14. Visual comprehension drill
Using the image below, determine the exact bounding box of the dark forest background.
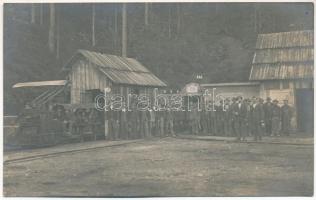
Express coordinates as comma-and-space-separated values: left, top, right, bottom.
3, 3, 313, 114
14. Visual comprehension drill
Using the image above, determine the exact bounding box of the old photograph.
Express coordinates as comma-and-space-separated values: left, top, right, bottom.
3, 1, 314, 197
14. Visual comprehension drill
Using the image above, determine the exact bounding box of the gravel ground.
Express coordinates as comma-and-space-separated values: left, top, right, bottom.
3, 137, 314, 197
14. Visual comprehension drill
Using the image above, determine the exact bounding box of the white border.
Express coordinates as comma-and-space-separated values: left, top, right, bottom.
0, 1, 314, 200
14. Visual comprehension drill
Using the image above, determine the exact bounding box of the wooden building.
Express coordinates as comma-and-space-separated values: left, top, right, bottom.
249, 30, 314, 132
201, 82, 260, 100
63, 49, 167, 105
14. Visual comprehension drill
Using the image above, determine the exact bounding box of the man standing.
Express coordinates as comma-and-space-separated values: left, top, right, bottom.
216, 100, 224, 136
263, 97, 273, 136
251, 97, 265, 141
209, 100, 217, 135
271, 99, 281, 136
223, 98, 231, 136
165, 108, 175, 136
157, 105, 165, 137
244, 98, 252, 137
130, 102, 138, 139
281, 99, 293, 136
201, 104, 209, 135
148, 106, 156, 137
232, 96, 247, 141
120, 105, 128, 140
229, 98, 237, 137
140, 108, 149, 138
189, 102, 199, 135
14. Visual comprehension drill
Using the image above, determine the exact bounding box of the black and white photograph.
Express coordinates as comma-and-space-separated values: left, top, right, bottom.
2, 1, 314, 197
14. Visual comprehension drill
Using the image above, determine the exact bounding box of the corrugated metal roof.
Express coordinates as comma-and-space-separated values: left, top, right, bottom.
66, 49, 166, 87
250, 63, 313, 80
78, 49, 150, 73
98, 68, 167, 87
250, 30, 314, 81
256, 30, 313, 49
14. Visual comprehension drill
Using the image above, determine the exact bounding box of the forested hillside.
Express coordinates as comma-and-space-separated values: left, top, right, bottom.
3, 3, 313, 114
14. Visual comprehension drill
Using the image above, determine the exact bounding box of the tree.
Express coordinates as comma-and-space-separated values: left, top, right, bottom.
144, 3, 149, 26
40, 4, 43, 25
48, 3, 55, 53
254, 4, 258, 34
31, 4, 36, 24
168, 5, 172, 38
92, 4, 96, 46
114, 4, 118, 53
122, 3, 127, 57
56, 5, 60, 59
177, 3, 181, 35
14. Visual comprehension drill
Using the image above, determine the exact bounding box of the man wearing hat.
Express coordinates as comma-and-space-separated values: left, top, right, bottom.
229, 97, 237, 137
281, 99, 293, 136
263, 97, 273, 136
232, 96, 247, 141
271, 99, 281, 136
251, 97, 265, 141
215, 100, 225, 136
223, 98, 231, 136
244, 98, 252, 137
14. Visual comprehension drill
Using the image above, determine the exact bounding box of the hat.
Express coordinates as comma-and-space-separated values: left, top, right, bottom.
266, 97, 271, 101
272, 99, 278, 103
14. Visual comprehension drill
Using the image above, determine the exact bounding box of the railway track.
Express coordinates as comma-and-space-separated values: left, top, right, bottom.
176, 135, 314, 146
4, 136, 312, 165
4, 138, 162, 165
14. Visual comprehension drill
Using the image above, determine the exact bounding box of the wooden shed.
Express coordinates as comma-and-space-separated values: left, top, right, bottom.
63, 49, 167, 105
249, 30, 314, 132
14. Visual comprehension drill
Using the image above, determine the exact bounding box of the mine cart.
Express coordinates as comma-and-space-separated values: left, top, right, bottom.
13, 80, 70, 147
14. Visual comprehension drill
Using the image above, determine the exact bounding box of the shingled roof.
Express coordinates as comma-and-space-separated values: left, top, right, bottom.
65, 49, 167, 87
249, 30, 314, 80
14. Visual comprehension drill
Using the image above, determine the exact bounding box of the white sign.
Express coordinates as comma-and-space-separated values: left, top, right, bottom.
186, 84, 199, 94
104, 87, 111, 93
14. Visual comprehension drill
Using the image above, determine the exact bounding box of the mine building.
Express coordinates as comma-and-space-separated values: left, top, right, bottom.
249, 30, 314, 132
63, 49, 167, 104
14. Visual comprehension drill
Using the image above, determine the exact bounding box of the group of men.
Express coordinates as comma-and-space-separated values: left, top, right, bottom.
188, 96, 293, 141
23, 95, 293, 143
106, 103, 176, 140
104, 96, 294, 142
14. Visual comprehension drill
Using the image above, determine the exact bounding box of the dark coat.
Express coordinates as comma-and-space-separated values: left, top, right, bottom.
271, 104, 281, 119
281, 104, 293, 128
251, 103, 265, 123
263, 102, 274, 120
231, 102, 248, 120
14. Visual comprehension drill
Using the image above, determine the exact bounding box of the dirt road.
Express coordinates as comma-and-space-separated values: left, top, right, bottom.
4, 137, 313, 197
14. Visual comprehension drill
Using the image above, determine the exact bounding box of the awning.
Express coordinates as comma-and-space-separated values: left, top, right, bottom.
12, 80, 68, 88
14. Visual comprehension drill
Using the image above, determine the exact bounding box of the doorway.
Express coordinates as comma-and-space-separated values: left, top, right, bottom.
296, 88, 314, 133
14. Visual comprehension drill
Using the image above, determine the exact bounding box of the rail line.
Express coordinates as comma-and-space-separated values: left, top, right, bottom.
4, 136, 312, 165
176, 135, 314, 146
4, 138, 164, 165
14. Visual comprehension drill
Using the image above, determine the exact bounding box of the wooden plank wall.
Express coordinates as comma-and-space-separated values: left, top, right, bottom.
70, 59, 111, 104
69, 58, 159, 106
